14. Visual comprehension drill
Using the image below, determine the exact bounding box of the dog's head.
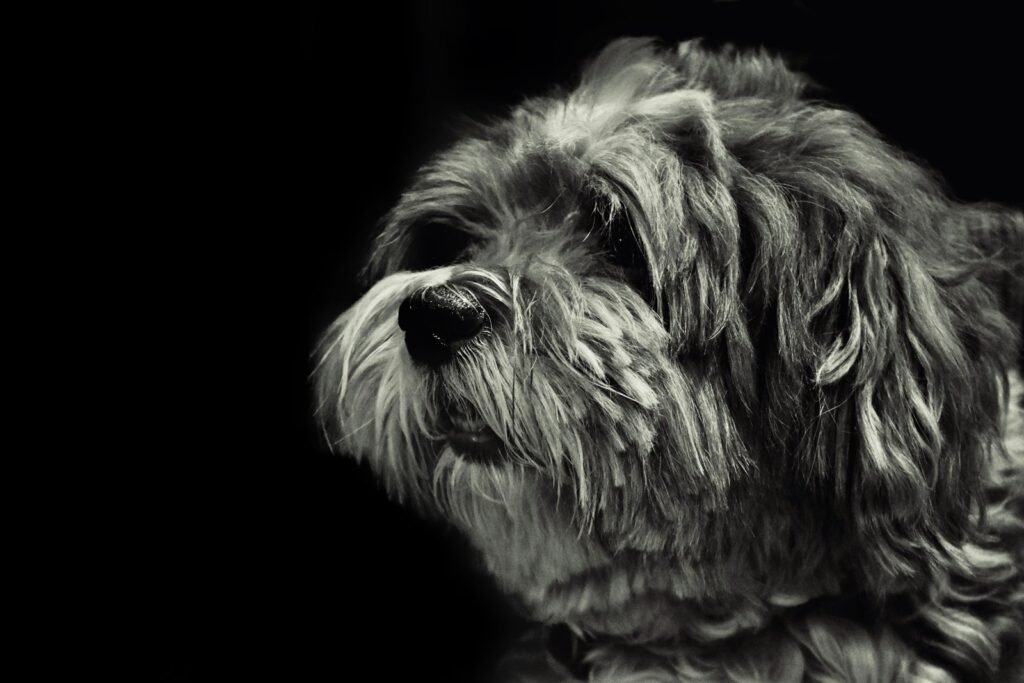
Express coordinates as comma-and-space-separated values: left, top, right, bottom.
314, 39, 1015, 641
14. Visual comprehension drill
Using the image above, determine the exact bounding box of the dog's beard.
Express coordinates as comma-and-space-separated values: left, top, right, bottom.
314, 262, 753, 617
317, 263, 678, 504
429, 449, 615, 610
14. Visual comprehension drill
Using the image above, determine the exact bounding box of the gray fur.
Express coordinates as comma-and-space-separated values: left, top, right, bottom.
315, 39, 1024, 681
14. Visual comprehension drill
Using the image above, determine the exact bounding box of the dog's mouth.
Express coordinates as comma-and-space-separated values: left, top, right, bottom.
440, 404, 503, 463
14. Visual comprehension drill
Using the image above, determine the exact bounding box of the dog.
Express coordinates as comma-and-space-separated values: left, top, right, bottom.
314, 39, 1024, 681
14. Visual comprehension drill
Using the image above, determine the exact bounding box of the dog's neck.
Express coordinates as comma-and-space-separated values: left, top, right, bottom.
453, 468, 843, 643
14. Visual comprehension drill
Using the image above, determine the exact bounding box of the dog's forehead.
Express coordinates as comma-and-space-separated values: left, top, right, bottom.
371, 44, 731, 276
392, 133, 600, 237
403, 45, 698, 213
432, 141, 604, 263
401, 102, 671, 225
462, 137, 587, 219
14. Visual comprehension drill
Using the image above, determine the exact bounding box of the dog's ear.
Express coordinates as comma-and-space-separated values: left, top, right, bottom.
736, 142, 1020, 592
668, 61, 1024, 589
802, 231, 1009, 588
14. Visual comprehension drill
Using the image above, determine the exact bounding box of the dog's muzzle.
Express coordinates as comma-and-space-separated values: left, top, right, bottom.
398, 284, 486, 366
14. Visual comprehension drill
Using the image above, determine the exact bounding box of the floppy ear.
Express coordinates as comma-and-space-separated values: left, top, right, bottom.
802, 227, 1014, 588
669, 44, 1022, 587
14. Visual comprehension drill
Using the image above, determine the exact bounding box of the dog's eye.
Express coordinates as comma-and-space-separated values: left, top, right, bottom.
605, 219, 653, 300
583, 185, 654, 300
402, 222, 472, 271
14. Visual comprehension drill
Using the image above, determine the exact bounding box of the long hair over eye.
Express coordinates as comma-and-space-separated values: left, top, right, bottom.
587, 191, 654, 303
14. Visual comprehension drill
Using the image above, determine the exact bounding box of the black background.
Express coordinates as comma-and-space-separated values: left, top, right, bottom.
149, 2, 1021, 681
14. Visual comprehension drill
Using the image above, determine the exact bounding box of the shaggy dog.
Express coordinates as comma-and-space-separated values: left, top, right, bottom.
314, 40, 1024, 681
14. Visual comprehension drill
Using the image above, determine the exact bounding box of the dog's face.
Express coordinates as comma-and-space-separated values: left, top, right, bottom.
315, 40, 1012, 640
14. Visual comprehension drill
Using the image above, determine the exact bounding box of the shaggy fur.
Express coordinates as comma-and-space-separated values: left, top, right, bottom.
314, 39, 1024, 681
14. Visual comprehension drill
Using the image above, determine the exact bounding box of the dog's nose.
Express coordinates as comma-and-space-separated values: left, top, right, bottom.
398, 285, 486, 366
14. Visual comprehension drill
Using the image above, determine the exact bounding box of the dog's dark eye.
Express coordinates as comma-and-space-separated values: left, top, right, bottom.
605, 217, 653, 300
583, 184, 654, 301
402, 222, 472, 271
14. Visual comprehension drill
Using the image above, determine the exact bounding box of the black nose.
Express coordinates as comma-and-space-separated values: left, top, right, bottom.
398, 285, 486, 366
